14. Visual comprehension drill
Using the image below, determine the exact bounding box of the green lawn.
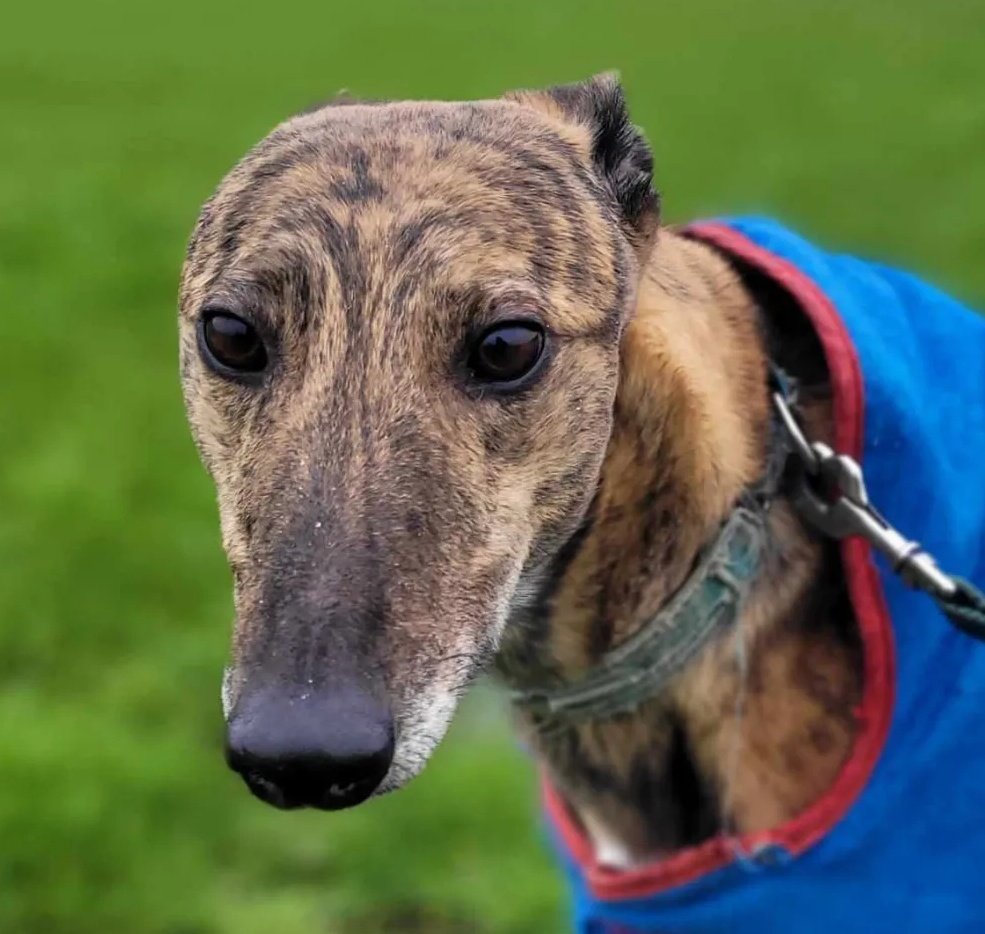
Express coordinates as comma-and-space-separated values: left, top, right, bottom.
1, 1, 983, 931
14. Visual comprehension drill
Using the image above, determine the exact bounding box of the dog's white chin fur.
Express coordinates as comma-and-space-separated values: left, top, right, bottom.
221, 665, 235, 720
377, 561, 536, 796
374, 685, 463, 796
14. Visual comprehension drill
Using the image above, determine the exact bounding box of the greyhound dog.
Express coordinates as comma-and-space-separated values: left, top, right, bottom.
179, 75, 985, 931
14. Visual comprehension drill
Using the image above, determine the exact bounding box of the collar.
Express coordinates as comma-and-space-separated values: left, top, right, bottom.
509, 371, 793, 731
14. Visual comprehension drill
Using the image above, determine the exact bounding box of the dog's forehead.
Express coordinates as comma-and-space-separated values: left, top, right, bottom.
244, 98, 596, 195
181, 99, 628, 332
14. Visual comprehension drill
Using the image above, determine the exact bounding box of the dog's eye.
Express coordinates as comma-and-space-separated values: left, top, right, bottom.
200, 311, 268, 374
469, 322, 545, 386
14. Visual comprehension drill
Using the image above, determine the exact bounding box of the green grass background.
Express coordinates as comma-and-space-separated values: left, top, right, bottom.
1, 0, 983, 931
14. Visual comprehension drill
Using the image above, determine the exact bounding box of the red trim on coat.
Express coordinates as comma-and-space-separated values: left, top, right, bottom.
542, 221, 897, 900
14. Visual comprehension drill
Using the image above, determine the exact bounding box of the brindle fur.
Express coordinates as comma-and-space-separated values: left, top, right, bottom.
179, 74, 861, 863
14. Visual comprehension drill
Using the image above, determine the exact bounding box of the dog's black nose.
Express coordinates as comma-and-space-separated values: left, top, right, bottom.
225, 688, 394, 810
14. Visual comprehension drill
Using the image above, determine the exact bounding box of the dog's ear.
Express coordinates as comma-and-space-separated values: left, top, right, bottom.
509, 73, 659, 251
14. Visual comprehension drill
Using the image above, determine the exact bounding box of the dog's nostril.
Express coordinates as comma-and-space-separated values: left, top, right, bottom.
241, 770, 291, 809
225, 689, 394, 811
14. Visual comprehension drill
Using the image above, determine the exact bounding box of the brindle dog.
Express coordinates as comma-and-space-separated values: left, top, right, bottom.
179, 74, 861, 866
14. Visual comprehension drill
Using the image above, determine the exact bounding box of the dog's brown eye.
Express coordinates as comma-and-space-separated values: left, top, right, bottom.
469, 323, 545, 385
200, 311, 268, 374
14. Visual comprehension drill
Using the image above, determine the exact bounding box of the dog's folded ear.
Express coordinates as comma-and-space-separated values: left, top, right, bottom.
508, 73, 659, 251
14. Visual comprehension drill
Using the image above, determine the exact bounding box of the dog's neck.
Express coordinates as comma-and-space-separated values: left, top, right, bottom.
497, 228, 861, 865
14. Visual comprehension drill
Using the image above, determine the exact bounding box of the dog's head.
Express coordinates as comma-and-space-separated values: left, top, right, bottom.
179, 74, 658, 809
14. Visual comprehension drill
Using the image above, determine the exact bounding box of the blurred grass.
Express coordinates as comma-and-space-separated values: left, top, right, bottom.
1, 0, 983, 931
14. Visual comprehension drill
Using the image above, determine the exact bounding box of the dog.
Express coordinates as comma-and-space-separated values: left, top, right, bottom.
179, 75, 985, 932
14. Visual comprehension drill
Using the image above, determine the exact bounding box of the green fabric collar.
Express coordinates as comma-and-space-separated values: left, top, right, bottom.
509, 503, 770, 730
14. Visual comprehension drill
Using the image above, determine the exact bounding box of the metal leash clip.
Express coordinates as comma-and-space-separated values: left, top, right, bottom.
772, 391, 958, 601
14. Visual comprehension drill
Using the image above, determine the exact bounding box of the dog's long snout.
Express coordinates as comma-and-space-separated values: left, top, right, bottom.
225, 687, 394, 810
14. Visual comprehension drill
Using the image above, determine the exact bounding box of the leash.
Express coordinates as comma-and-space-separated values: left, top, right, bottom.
512, 368, 985, 731
772, 376, 985, 642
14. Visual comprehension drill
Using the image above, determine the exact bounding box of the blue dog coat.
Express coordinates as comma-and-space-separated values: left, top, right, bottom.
545, 218, 985, 933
